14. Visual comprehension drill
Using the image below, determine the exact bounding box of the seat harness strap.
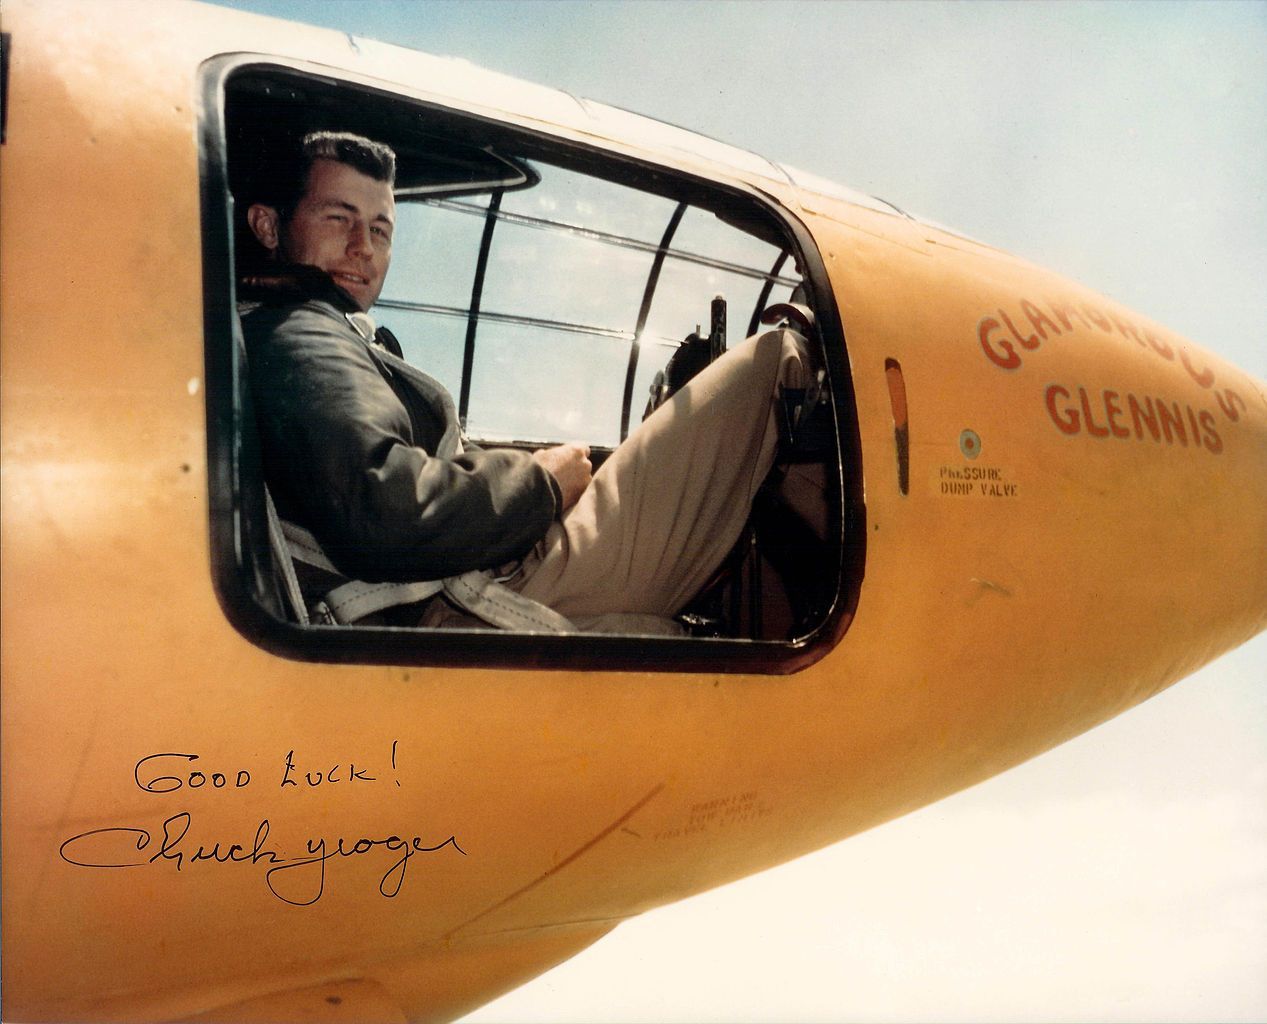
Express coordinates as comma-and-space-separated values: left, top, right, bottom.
278, 511, 574, 632
263, 305, 576, 633
265, 487, 310, 626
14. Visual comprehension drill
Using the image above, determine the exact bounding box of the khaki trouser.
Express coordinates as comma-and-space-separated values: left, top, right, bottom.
511, 326, 813, 631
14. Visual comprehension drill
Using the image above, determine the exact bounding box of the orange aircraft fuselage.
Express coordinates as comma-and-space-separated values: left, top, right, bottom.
2, 3, 1264, 1022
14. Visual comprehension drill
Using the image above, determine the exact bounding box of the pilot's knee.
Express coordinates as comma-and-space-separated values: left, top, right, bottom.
758, 326, 814, 387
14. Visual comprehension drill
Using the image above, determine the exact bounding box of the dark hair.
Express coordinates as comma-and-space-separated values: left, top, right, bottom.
266, 131, 397, 220
236, 131, 397, 275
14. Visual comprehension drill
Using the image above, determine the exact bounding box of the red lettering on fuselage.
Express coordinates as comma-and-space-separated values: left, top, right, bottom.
1000, 308, 1041, 351
979, 297, 1219, 381
1048, 300, 1089, 333
1079, 387, 1111, 438
980, 297, 1242, 436
1216, 388, 1246, 422
1044, 383, 1223, 454
1022, 299, 1061, 340
1045, 384, 1080, 435
1143, 328, 1174, 360
1158, 400, 1187, 445
979, 316, 1021, 370
1127, 393, 1159, 441
1200, 410, 1223, 453
1103, 390, 1130, 438
1179, 347, 1215, 388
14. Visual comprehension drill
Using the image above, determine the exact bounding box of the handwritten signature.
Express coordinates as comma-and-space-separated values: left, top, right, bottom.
59, 812, 464, 906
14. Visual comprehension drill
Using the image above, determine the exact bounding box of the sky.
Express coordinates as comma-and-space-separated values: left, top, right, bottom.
206, 1, 1266, 1020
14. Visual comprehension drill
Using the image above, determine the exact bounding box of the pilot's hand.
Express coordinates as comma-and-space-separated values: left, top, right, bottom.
533, 443, 592, 511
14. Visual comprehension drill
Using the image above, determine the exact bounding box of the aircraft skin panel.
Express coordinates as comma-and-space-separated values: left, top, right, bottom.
2, 2, 1265, 1022
177, 977, 411, 1024
171, 924, 620, 1024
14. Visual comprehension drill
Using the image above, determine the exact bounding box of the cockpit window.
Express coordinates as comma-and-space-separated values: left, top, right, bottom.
201, 58, 864, 673
379, 166, 800, 447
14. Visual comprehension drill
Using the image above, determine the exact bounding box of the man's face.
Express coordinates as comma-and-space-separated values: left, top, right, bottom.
271, 158, 396, 311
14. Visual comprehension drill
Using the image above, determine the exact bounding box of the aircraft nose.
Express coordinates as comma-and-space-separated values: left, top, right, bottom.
885, 288, 1267, 744
1022, 336, 1267, 689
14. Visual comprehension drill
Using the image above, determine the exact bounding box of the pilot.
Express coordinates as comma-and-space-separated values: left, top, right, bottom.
240, 130, 815, 632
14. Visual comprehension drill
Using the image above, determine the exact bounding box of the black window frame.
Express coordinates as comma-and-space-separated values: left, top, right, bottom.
199, 53, 865, 674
